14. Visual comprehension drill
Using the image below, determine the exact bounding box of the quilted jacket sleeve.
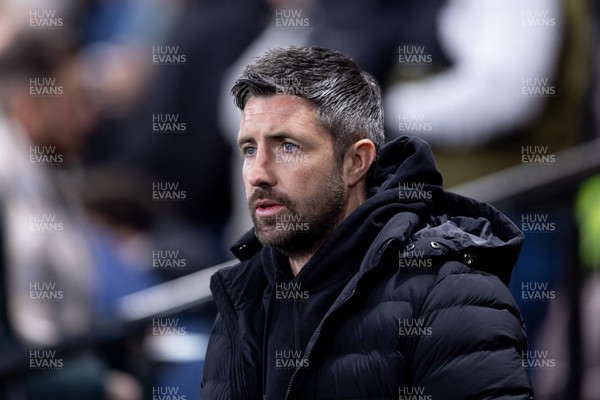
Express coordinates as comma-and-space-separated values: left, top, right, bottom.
201, 312, 232, 400
201, 264, 265, 400
411, 261, 533, 399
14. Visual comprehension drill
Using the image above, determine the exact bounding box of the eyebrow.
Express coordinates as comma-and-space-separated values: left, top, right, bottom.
237, 132, 302, 148
237, 134, 254, 149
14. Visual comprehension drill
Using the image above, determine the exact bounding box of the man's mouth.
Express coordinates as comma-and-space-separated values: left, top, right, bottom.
254, 200, 284, 217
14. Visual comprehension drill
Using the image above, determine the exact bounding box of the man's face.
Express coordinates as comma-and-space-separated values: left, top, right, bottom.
238, 95, 347, 256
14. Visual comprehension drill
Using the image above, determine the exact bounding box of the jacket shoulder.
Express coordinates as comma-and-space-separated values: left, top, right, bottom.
210, 253, 266, 309
408, 260, 531, 398
383, 229, 532, 398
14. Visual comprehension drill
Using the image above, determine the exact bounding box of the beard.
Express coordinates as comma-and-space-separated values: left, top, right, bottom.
248, 169, 347, 259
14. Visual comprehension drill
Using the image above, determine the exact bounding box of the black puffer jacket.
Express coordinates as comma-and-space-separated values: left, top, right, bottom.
201, 137, 533, 400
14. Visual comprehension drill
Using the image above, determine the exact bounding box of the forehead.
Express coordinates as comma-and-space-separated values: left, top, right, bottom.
240, 95, 319, 132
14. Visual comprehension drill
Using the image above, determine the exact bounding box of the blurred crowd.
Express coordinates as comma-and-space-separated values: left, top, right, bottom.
0, 0, 598, 399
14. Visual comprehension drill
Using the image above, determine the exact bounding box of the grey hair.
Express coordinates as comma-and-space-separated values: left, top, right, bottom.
231, 46, 385, 161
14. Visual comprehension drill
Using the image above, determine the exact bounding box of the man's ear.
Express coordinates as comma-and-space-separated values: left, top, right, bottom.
343, 139, 376, 187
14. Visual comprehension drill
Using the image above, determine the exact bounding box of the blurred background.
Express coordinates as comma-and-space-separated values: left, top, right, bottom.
0, 0, 598, 399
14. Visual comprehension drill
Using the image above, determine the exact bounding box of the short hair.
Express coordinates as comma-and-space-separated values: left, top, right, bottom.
231, 46, 385, 161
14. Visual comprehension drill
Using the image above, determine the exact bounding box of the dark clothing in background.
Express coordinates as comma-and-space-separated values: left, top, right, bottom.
308, 0, 450, 84
201, 136, 533, 399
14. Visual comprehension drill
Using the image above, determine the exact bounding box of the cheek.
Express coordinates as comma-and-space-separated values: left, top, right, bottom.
241, 165, 252, 197
283, 163, 327, 198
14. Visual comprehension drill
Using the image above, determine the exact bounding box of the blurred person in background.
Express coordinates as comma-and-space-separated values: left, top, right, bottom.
0, 20, 94, 353
0, 27, 142, 400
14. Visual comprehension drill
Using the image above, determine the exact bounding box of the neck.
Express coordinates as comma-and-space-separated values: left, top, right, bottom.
289, 255, 312, 276
285, 233, 329, 276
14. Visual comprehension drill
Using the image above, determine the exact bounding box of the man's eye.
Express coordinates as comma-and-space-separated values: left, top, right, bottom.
282, 142, 299, 153
242, 146, 257, 157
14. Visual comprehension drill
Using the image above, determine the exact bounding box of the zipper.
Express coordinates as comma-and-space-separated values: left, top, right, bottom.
282, 288, 356, 400
294, 297, 301, 360
282, 238, 397, 400
262, 280, 277, 399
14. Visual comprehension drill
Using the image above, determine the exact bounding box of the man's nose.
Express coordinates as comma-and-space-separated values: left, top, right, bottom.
246, 148, 276, 187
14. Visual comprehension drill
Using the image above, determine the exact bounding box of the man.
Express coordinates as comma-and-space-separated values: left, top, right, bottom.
201, 46, 533, 399
0, 30, 141, 400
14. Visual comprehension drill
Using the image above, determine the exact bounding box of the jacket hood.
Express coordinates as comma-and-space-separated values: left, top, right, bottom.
230, 136, 523, 285
368, 135, 443, 196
